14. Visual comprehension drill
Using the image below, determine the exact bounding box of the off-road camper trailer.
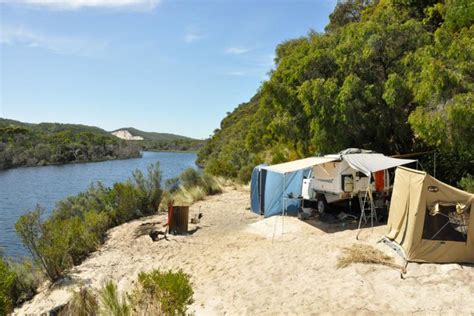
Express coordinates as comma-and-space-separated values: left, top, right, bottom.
301, 149, 415, 213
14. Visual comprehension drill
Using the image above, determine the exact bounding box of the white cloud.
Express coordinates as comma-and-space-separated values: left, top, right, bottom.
0, 0, 161, 11
184, 29, 204, 43
225, 46, 250, 55
0, 26, 107, 57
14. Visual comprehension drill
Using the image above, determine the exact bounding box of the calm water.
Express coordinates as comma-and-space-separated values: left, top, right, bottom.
0, 151, 197, 258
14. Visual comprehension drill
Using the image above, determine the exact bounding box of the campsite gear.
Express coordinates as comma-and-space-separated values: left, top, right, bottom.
356, 185, 378, 239
191, 213, 203, 224
190, 206, 202, 224
149, 230, 168, 241
385, 167, 473, 263
374, 170, 385, 192
168, 206, 189, 235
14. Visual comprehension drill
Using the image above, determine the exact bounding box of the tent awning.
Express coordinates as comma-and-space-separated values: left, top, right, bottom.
264, 157, 337, 174
343, 154, 416, 177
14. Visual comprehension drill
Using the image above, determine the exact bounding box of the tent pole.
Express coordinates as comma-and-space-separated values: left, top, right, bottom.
282, 173, 286, 235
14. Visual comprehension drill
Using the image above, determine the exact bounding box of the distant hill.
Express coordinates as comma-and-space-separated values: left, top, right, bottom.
111, 127, 205, 152
111, 127, 192, 142
0, 118, 141, 170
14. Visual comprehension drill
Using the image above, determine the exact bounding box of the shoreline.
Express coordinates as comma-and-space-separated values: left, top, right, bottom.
0, 150, 201, 172
0, 153, 143, 172
15, 186, 474, 315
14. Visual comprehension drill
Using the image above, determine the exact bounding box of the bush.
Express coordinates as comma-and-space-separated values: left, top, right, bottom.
129, 269, 194, 316
99, 281, 130, 316
8, 259, 42, 305
160, 168, 222, 211
0, 253, 40, 315
131, 162, 163, 215
15, 163, 163, 282
179, 168, 203, 189
0, 255, 16, 315
164, 177, 180, 193
459, 175, 474, 193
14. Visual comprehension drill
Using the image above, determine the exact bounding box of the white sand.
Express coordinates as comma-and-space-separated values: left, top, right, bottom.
15, 187, 474, 315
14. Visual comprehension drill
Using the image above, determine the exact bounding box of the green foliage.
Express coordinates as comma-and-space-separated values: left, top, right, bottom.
198, 0, 473, 185
0, 254, 40, 315
0, 119, 141, 170
99, 281, 130, 316
179, 168, 203, 188
161, 168, 222, 209
459, 175, 474, 193
0, 255, 16, 315
325, 0, 372, 32
8, 259, 42, 306
444, 0, 474, 31
129, 269, 194, 316
15, 164, 163, 282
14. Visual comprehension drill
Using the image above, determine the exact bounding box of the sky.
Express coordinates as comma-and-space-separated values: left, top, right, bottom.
0, 0, 336, 139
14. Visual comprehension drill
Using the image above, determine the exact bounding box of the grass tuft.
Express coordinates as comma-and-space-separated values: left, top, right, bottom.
337, 244, 404, 271
61, 287, 98, 316
99, 280, 131, 316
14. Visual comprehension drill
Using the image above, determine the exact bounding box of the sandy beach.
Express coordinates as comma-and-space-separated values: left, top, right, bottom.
16, 186, 474, 315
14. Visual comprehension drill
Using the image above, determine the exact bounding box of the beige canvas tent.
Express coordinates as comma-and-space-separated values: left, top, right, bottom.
386, 167, 474, 263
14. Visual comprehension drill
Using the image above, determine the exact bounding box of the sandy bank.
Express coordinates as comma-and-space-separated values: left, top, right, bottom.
15, 187, 474, 315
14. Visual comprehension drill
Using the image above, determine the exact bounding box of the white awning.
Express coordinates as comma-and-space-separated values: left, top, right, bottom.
264, 157, 337, 174
343, 154, 416, 177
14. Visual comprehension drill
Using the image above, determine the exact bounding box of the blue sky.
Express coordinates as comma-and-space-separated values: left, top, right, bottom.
0, 0, 336, 139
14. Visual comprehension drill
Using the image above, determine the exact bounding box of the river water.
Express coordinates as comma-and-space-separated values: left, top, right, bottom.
0, 151, 197, 258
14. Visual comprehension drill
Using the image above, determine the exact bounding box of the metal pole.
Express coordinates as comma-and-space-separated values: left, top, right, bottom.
282, 173, 286, 235
433, 152, 437, 177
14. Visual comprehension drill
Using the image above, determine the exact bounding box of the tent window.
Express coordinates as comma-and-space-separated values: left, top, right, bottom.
422, 202, 471, 242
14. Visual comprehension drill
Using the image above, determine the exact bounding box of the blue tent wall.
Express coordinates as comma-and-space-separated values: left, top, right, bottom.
262, 168, 304, 218
250, 164, 267, 215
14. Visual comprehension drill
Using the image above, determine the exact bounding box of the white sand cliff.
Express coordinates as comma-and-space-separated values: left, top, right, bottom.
15, 187, 474, 315
111, 130, 144, 140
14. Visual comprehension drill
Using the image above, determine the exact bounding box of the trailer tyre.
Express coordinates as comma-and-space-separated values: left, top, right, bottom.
316, 195, 328, 214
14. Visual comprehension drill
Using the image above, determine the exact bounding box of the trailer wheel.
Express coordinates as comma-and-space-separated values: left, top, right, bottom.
316, 195, 328, 214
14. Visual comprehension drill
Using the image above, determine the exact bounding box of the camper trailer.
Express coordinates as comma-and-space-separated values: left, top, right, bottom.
301, 149, 402, 214
250, 148, 416, 217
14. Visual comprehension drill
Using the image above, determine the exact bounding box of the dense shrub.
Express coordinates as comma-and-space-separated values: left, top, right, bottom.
179, 168, 203, 189
74, 270, 194, 316
0, 255, 16, 315
459, 175, 474, 193
8, 259, 42, 305
15, 163, 163, 282
129, 269, 194, 316
0, 254, 40, 315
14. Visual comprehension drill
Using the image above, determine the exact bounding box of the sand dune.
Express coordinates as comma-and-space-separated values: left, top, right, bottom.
15, 187, 474, 315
